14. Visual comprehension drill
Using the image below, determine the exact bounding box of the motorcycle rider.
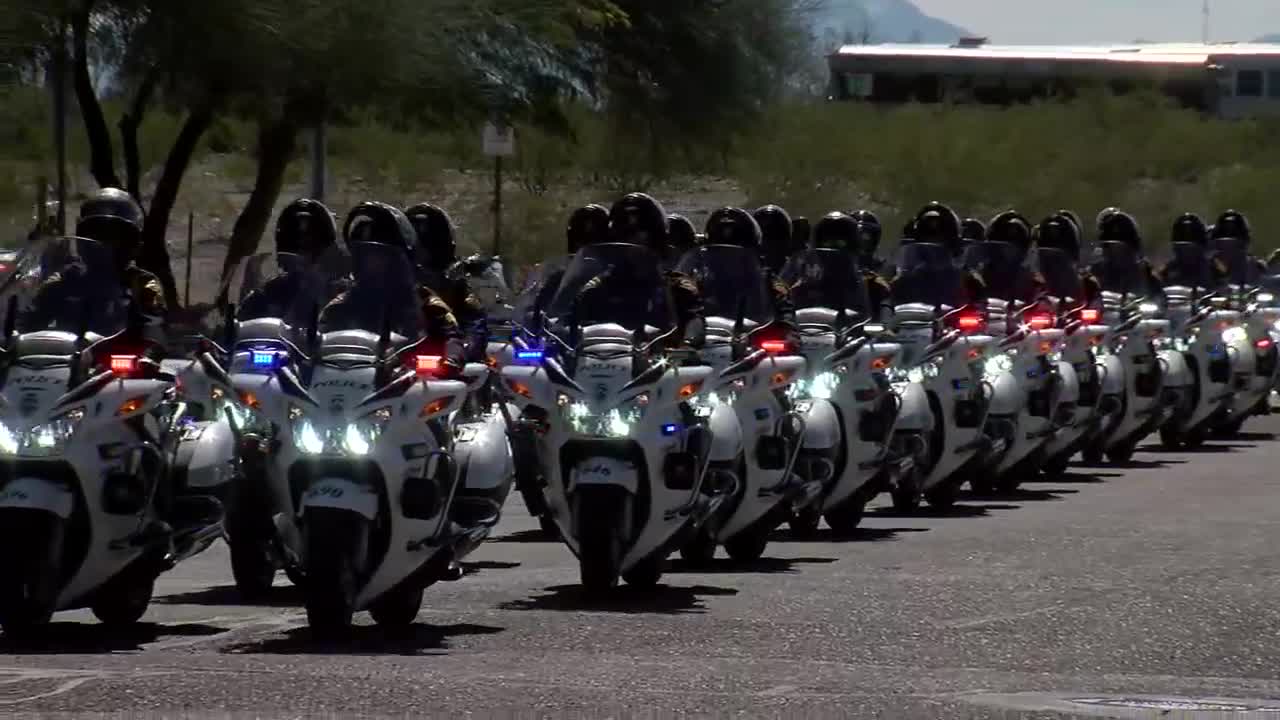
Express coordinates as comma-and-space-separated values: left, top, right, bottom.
901, 202, 986, 304
1155, 213, 1228, 288
792, 216, 811, 254
1209, 210, 1267, 284
849, 210, 889, 275
667, 214, 699, 260
527, 204, 611, 322
705, 206, 794, 327
239, 198, 348, 325
812, 211, 891, 320
1090, 209, 1164, 304
322, 202, 465, 372
1034, 213, 1103, 304
967, 210, 1043, 306
575, 192, 704, 346
753, 204, 795, 274
24, 188, 166, 344
404, 203, 487, 363
961, 217, 987, 250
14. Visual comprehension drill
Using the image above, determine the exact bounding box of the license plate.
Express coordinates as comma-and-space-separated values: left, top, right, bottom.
302, 478, 378, 520
0, 477, 74, 518
571, 457, 638, 493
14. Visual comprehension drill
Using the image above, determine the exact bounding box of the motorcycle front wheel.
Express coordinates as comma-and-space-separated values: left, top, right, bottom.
575, 485, 628, 594
0, 510, 64, 638
302, 508, 364, 635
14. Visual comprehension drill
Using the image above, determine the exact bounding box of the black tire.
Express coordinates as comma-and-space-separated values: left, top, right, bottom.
679, 527, 718, 564
284, 565, 306, 588
995, 474, 1022, 494
576, 487, 626, 594
924, 484, 957, 509
723, 528, 769, 561
890, 483, 920, 512
969, 475, 995, 495
368, 584, 424, 628
91, 574, 154, 627
1183, 427, 1208, 449
0, 511, 64, 637
1081, 440, 1105, 465
788, 505, 823, 538
1106, 441, 1135, 465
1159, 426, 1183, 450
622, 556, 664, 588
1217, 417, 1246, 438
302, 509, 364, 635
538, 515, 561, 540
1041, 454, 1071, 480
824, 500, 866, 537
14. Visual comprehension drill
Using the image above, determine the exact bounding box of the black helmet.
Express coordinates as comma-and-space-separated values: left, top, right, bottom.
1097, 210, 1142, 251
961, 218, 987, 243
1095, 207, 1123, 233
667, 213, 698, 257
404, 203, 456, 271
1036, 213, 1081, 260
813, 211, 859, 252
791, 216, 811, 251
849, 209, 882, 257
901, 218, 917, 241
344, 201, 417, 255
275, 198, 337, 259
75, 187, 144, 263
609, 192, 667, 249
705, 207, 762, 249
913, 202, 961, 253
567, 204, 609, 254
1171, 212, 1209, 246
988, 210, 1033, 255
1211, 210, 1251, 245
753, 205, 793, 270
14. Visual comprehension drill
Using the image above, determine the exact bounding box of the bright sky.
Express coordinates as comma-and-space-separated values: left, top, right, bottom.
912, 0, 1280, 44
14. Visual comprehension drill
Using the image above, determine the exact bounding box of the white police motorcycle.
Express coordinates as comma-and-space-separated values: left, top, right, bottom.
0, 237, 234, 637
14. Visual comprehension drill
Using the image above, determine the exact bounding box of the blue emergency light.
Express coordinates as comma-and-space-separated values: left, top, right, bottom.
252, 350, 279, 367
515, 349, 545, 363
661, 423, 681, 436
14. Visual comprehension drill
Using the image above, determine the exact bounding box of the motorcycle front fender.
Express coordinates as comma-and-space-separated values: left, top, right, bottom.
708, 403, 743, 463
801, 398, 842, 452
986, 370, 1025, 416
454, 411, 515, 492
1158, 349, 1193, 389
0, 477, 74, 519
893, 382, 933, 433
1055, 361, 1080, 405
1100, 355, 1127, 397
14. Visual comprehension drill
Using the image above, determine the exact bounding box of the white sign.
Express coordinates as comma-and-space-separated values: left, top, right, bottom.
482, 123, 516, 157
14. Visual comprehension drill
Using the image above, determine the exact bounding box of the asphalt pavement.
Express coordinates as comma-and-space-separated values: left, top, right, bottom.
5, 418, 1280, 719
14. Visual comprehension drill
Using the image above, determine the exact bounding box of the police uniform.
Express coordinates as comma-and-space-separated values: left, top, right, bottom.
423, 264, 488, 363
24, 264, 167, 344
319, 284, 465, 368
574, 267, 704, 347
240, 271, 351, 325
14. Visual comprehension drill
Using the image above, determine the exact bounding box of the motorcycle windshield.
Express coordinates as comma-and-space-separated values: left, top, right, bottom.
6, 236, 132, 336
962, 241, 1028, 301
676, 244, 773, 323
1161, 242, 1215, 290
1028, 247, 1082, 300
456, 254, 513, 319
1209, 237, 1258, 285
320, 242, 424, 336
781, 248, 871, 315
230, 249, 350, 328
890, 242, 964, 307
1088, 241, 1144, 295
545, 243, 674, 332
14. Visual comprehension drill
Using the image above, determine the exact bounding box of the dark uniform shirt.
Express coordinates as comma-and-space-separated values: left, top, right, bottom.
421, 265, 488, 363
240, 271, 350, 327
23, 263, 167, 345
319, 284, 465, 368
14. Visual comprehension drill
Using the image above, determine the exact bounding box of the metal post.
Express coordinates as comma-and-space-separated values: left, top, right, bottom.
51, 26, 68, 235
310, 121, 327, 201
35, 180, 47, 239
493, 155, 503, 257
184, 211, 194, 308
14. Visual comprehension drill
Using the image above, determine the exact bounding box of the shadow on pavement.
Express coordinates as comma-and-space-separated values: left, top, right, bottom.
461, 560, 521, 576
871, 503, 1016, 519
490, 529, 556, 544
498, 583, 737, 615
1233, 431, 1276, 442
668, 556, 837, 574
1140, 442, 1252, 454
963, 488, 1078, 502
155, 584, 303, 608
770, 527, 931, 544
1045, 472, 1109, 483
0, 621, 226, 654
221, 622, 502, 656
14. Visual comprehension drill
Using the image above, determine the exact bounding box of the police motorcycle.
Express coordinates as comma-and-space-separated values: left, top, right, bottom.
961, 241, 1066, 493
456, 254, 518, 367
879, 242, 995, 510
1155, 242, 1240, 449
502, 242, 720, 590
1209, 237, 1276, 435
778, 248, 904, 534
1031, 247, 1113, 476
1256, 272, 1280, 399
670, 243, 812, 561
0, 237, 234, 636
1083, 242, 1179, 464
226, 243, 512, 632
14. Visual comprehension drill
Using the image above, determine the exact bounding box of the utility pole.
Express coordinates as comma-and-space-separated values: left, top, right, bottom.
309, 121, 327, 202
51, 22, 68, 235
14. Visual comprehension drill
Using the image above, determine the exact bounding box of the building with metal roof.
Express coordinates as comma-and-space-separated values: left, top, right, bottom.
827, 40, 1280, 118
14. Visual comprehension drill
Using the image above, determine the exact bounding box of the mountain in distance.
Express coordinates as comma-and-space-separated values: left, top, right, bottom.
811, 0, 969, 46
1256, 34, 1280, 43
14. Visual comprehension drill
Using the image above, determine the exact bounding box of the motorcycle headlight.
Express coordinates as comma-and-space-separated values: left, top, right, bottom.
1152, 336, 1173, 352
560, 394, 647, 438
1223, 326, 1249, 346
1258, 292, 1275, 304
0, 407, 85, 457
788, 371, 843, 401
983, 352, 1015, 380
292, 407, 391, 456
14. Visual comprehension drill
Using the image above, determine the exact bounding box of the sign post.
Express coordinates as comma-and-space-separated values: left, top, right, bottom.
482, 122, 515, 258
